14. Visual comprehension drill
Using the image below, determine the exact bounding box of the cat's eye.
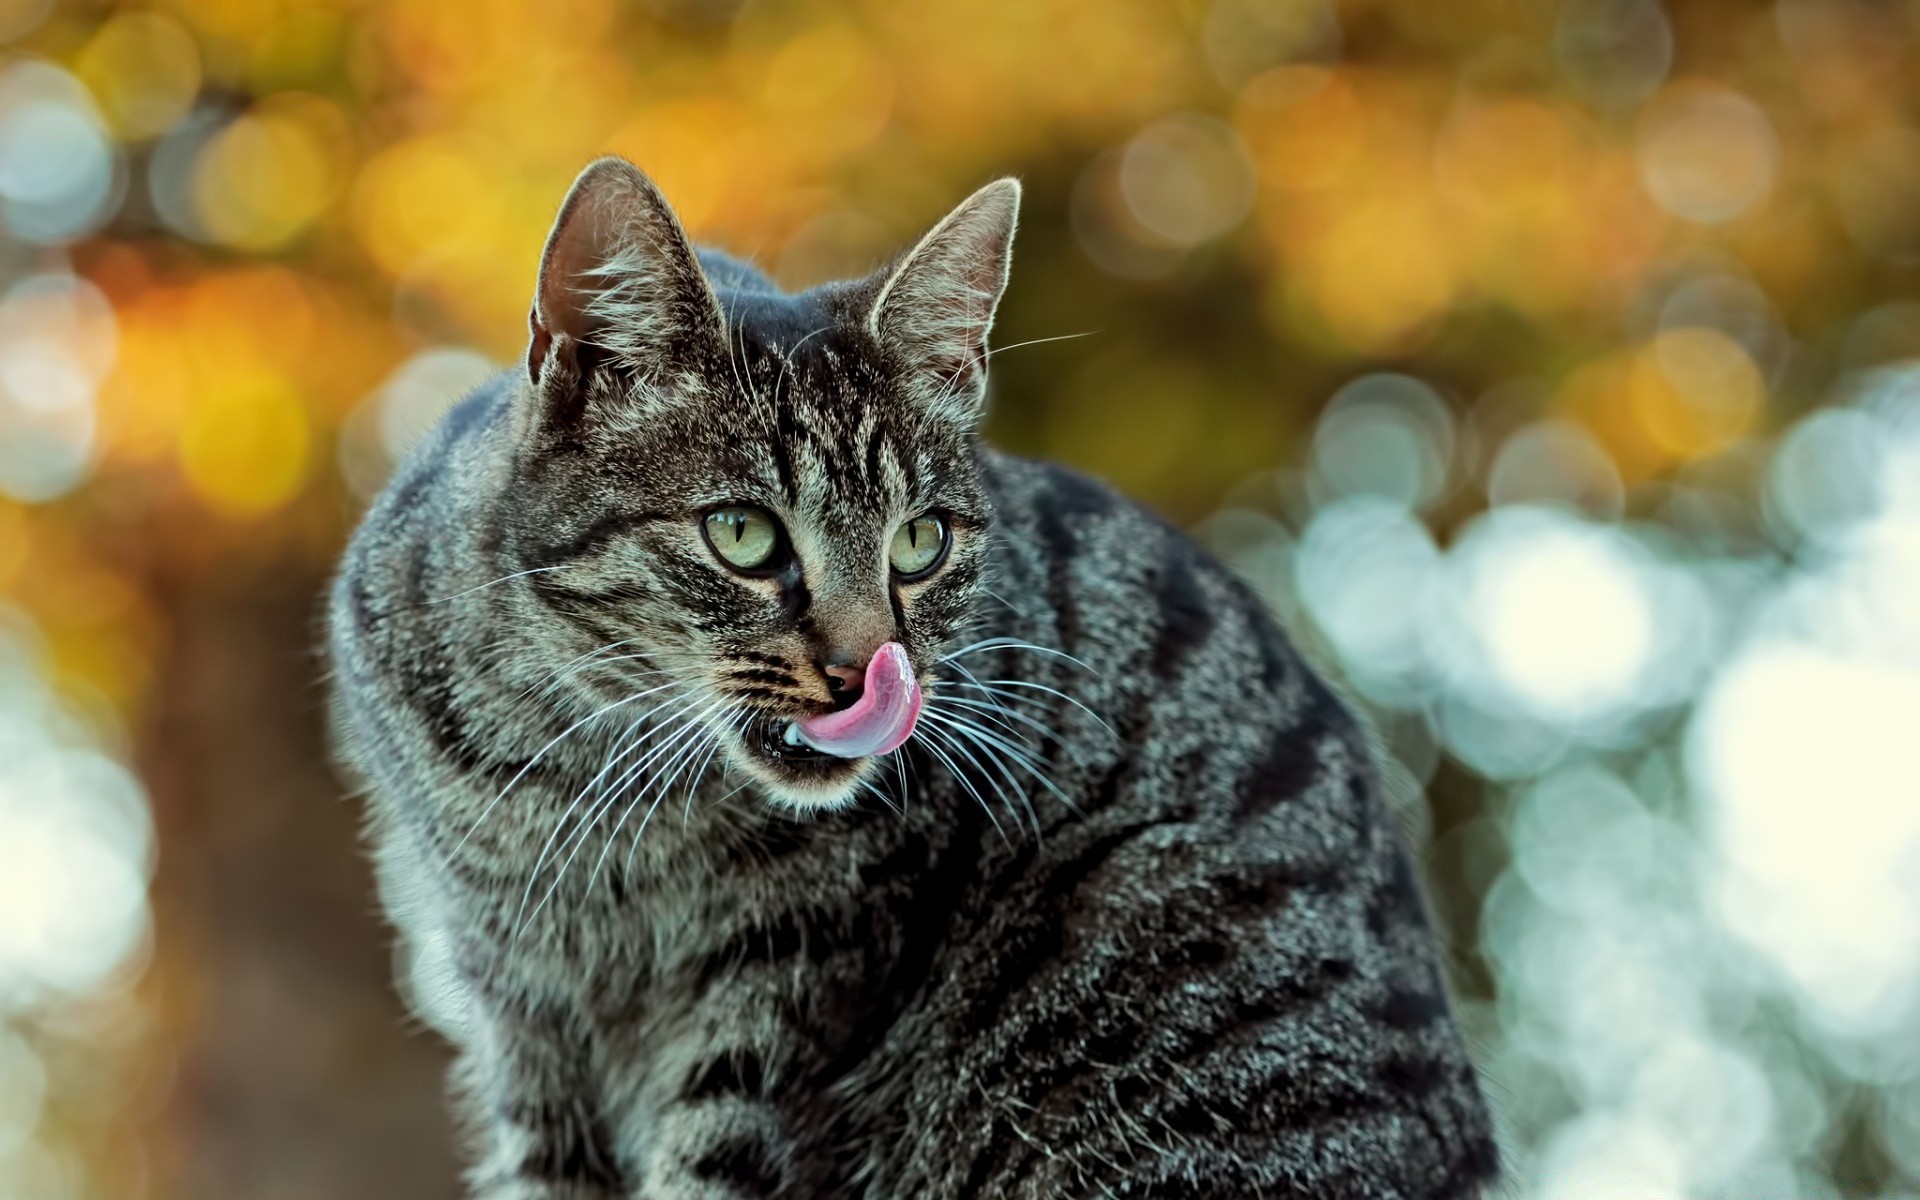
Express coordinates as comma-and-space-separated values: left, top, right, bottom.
889, 513, 949, 579
703, 506, 781, 572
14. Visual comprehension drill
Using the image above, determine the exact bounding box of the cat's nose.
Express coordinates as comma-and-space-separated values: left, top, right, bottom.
823, 661, 865, 703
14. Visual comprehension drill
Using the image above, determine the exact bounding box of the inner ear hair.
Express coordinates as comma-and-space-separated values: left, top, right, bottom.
527, 157, 725, 393
867, 177, 1021, 425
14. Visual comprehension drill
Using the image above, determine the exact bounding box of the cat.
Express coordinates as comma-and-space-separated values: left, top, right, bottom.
328, 156, 1499, 1199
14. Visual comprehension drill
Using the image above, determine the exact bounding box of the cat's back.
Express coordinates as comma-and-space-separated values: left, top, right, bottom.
847, 450, 1500, 1197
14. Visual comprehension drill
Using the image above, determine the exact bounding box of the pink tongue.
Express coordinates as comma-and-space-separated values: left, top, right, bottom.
795, 641, 923, 759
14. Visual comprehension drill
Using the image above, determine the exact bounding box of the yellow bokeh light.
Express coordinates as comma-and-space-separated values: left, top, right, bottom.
350, 135, 500, 277
380, 0, 616, 95
192, 94, 350, 251
1630, 327, 1766, 459
177, 381, 311, 519
94, 306, 194, 465
607, 100, 760, 237
764, 26, 895, 161
0, 503, 29, 588
1235, 66, 1367, 194
1436, 98, 1586, 215
165, 0, 280, 47
246, 8, 348, 94
76, 11, 203, 141
1289, 196, 1456, 354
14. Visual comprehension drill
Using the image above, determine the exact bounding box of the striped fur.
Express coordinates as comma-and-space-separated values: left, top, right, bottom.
328, 159, 1497, 1199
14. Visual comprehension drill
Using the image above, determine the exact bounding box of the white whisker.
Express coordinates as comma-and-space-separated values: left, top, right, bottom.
983, 329, 1098, 360
453, 681, 679, 855
512, 691, 711, 932
920, 707, 1072, 825
425, 565, 567, 605
914, 724, 1011, 843
922, 711, 1039, 835
936, 636, 1100, 677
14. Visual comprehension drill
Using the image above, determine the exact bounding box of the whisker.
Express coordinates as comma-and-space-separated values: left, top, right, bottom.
892, 750, 911, 812
979, 586, 1027, 618
937, 667, 1115, 736
983, 329, 1099, 359
921, 707, 1077, 818
921, 711, 1039, 836
937, 636, 1101, 677
774, 325, 831, 405
511, 691, 709, 930
520, 637, 649, 701
530, 653, 671, 708
913, 724, 1010, 844
520, 696, 723, 930
453, 681, 679, 855
610, 702, 735, 878
681, 710, 739, 822
425, 565, 567, 605
584, 713, 722, 895
927, 693, 1091, 767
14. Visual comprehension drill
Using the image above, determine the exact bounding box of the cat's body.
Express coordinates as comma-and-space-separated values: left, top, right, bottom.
330, 160, 1497, 1199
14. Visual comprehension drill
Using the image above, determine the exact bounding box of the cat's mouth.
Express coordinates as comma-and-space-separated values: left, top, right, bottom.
751, 716, 844, 766
789, 642, 923, 758
734, 711, 869, 799
733, 642, 925, 802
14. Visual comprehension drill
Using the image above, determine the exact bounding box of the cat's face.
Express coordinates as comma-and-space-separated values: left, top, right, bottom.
505, 159, 1017, 808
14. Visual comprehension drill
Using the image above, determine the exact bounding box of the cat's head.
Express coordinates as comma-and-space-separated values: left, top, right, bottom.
504, 157, 1018, 809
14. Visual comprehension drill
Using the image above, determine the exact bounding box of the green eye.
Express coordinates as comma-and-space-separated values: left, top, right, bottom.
703, 506, 781, 571
889, 513, 949, 579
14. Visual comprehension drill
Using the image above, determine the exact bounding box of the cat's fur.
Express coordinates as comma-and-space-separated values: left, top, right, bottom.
328, 158, 1498, 1199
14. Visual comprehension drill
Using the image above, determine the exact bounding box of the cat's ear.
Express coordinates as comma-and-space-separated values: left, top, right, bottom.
526, 157, 724, 409
867, 178, 1020, 427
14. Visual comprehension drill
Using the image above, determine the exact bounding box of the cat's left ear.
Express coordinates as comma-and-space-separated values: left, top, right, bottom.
867, 178, 1020, 428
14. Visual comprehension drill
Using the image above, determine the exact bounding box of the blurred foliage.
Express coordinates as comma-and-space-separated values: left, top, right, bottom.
3, 0, 1920, 1197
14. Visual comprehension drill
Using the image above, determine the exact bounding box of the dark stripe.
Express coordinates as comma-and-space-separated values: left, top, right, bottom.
1228, 575, 1295, 692
1029, 465, 1110, 656
864, 421, 886, 492
1376, 985, 1450, 1031
399, 647, 492, 776
727, 668, 798, 687
684, 1051, 766, 1102
959, 811, 1159, 1038
729, 685, 799, 703
692, 903, 871, 993
1233, 704, 1338, 827
1149, 540, 1216, 677
781, 572, 812, 625
528, 511, 673, 568
383, 452, 446, 535
507, 1098, 625, 1190
528, 574, 665, 611
1369, 845, 1433, 939
771, 387, 800, 502
691, 1134, 785, 1194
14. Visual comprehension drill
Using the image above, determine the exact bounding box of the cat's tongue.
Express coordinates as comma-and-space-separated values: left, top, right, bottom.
795, 642, 922, 759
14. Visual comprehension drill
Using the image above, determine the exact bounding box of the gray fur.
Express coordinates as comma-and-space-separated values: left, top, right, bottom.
328, 157, 1497, 1199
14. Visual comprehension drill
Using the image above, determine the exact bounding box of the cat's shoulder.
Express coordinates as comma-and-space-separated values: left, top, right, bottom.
978, 449, 1217, 566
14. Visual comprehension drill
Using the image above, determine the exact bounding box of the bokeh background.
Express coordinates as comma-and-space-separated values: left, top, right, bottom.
2, 0, 1919, 1195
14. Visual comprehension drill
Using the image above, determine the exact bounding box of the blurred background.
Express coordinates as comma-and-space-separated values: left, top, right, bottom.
1, 0, 1918, 1195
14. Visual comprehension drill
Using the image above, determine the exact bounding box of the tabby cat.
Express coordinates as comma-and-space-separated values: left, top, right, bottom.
328, 157, 1498, 1199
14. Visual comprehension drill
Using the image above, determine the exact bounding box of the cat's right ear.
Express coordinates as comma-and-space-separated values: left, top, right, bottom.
866, 178, 1021, 429
526, 157, 725, 419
